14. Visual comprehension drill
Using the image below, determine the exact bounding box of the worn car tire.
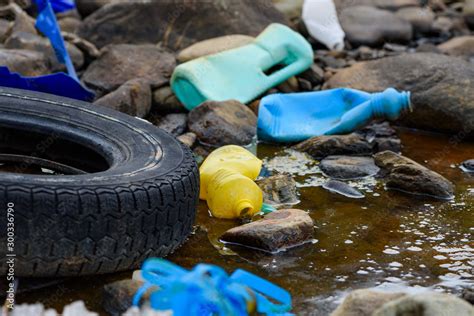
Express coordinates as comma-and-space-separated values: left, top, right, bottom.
0, 88, 199, 277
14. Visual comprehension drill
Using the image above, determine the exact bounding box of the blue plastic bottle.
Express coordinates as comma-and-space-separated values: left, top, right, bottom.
257, 88, 411, 143
171, 23, 313, 110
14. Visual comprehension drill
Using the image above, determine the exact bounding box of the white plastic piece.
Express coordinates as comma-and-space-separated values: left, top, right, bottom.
302, 0, 346, 51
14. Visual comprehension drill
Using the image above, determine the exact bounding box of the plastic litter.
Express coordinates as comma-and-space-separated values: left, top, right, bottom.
257, 88, 411, 143
200, 145, 263, 219
302, 0, 345, 51
171, 23, 313, 110
0, 0, 94, 101
133, 258, 292, 316
49, 0, 75, 13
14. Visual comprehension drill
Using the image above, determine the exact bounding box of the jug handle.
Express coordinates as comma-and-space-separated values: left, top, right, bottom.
263, 48, 312, 85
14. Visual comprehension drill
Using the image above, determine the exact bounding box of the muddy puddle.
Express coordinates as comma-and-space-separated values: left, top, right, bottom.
11, 128, 474, 315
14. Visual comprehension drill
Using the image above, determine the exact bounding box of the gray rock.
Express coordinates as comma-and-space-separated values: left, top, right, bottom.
395, 7, 435, 34
102, 279, 145, 316
5, 31, 84, 71
153, 86, 186, 113
94, 79, 152, 118
335, 0, 420, 11
82, 44, 176, 95
298, 64, 325, 86
273, 0, 304, 20
326, 53, 474, 138
221, 209, 314, 253
78, 1, 287, 50
256, 174, 299, 206
339, 6, 413, 47
320, 156, 380, 179
374, 150, 455, 199
188, 100, 257, 147
331, 289, 406, 316
177, 35, 254, 63
462, 287, 474, 305
75, 0, 115, 17
356, 122, 401, 153
0, 48, 49, 76
438, 36, 474, 58
322, 180, 365, 199
177, 132, 197, 148
464, 0, 474, 29
461, 159, 474, 173
155, 113, 187, 136
0, 19, 11, 43
293, 134, 373, 159
373, 293, 474, 316
0, 3, 36, 35
58, 17, 82, 33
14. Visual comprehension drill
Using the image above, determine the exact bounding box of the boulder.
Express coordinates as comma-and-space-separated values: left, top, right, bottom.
78, 0, 288, 50
177, 35, 254, 63
82, 44, 176, 95
256, 174, 299, 205
153, 86, 186, 113
221, 209, 314, 252
293, 134, 373, 159
395, 7, 435, 34
339, 6, 413, 47
188, 100, 257, 147
94, 79, 152, 118
154, 113, 187, 136
0, 49, 49, 76
373, 293, 474, 316
320, 156, 380, 179
374, 151, 455, 199
438, 36, 474, 58
102, 279, 145, 316
326, 53, 474, 138
322, 180, 365, 199
331, 289, 406, 316
5, 31, 84, 71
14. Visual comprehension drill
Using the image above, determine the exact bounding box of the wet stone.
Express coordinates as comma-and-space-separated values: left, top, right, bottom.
374, 151, 455, 200
461, 159, 474, 173
188, 100, 257, 147
221, 209, 314, 253
256, 174, 299, 206
293, 134, 373, 159
102, 279, 145, 316
322, 180, 365, 199
331, 289, 406, 316
320, 156, 380, 179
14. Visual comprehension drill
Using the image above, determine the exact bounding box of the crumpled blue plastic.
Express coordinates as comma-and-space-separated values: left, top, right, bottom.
133, 258, 293, 316
0, 0, 94, 101
49, 0, 75, 13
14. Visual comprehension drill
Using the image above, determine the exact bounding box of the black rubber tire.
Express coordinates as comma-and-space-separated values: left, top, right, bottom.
0, 87, 199, 277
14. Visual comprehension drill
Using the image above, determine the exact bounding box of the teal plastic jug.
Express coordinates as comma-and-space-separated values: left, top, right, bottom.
171, 23, 314, 110
257, 88, 411, 143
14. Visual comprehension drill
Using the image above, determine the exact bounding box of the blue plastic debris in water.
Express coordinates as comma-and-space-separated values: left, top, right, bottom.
133, 258, 292, 316
257, 88, 411, 143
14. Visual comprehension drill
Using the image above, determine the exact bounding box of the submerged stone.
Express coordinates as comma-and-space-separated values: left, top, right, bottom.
461, 159, 474, 173
322, 180, 365, 199
220, 209, 314, 253
293, 134, 372, 159
256, 173, 299, 206
320, 156, 380, 179
374, 151, 455, 199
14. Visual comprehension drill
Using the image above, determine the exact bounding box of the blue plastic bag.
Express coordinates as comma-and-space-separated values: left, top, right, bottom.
49, 0, 75, 13
257, 88, 411, 143
133, 258, 292, 316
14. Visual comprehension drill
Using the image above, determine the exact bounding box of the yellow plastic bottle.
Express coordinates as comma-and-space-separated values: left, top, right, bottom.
199, 145, 263, 219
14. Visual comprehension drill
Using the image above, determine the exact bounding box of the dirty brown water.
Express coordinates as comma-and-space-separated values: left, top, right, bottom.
8, 128, 474, 315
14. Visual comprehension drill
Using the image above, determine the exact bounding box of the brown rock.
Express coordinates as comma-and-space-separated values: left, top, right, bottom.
177, 132, 197, 148
0, 3, 36, 35
331, 289, 406, 316
62, 32, 100, 61
177, 35, 254, 63
0, 49, 49, 76
256, 174, 299, 206
82, 44, 176, 95
58, 17, 82, 33
438, 36, 474, 58
78, 1, 288, 50
102, 279, 145, 316
153, 86, 186, 113
188, 100, 257, 147
374, 151, 455, 199
395, 7, 435, 34
221, 209, 314, 252
94, 79, 152, 118
154, 113, 187, 136
293, 134, 373, 159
